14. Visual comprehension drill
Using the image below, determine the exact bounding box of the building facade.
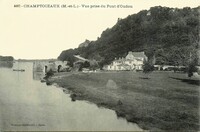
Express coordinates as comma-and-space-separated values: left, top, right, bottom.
103, 51, 147, 71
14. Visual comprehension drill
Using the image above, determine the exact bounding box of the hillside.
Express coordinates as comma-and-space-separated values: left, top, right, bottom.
58, 6, 199, 67
0, 56, 14, 61
78, 39, 91, 48
0, 56, 14, 68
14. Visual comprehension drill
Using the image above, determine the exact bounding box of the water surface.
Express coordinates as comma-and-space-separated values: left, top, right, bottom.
0, 62, 142, 131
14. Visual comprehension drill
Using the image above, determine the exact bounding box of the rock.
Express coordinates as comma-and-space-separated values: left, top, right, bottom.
46, 80, 52, 86
40, 79, 46, 83
106, 79, 118, 89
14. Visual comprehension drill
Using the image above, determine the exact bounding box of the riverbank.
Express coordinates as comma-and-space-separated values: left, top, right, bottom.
48, 71, 199, 131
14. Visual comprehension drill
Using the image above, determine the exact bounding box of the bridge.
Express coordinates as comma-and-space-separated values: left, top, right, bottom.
33, 60, 68, 73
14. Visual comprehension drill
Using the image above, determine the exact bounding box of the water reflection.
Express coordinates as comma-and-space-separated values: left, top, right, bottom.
0, 61, 13, 68
33, 71, 45, 81
0, 62, 142, 131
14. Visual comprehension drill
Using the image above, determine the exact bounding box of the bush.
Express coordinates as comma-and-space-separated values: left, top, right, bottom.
187, 63, 198, 77
45, 69, 54, 78
143, 62, 154, 74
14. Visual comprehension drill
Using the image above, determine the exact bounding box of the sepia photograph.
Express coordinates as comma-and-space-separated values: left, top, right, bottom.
0, 0, 199, 131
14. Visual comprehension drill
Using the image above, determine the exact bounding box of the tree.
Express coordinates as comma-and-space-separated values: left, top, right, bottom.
83, 61, 90, 68
187, 52, 198, 77
142, 60, 154, 79
57, 49, 78, 67
0, 56, 14, 61
90, 60, 99, 70
57, 6, 199, 68
44, 69, 54, 79
78, 61, 90, 71
187, 62, 198, 77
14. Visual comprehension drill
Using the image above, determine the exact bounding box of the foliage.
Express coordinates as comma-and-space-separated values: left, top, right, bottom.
90, 60, 100, 70
0, 61, 13, 68
58, 49, 78, 67
45, 69, 54, 78
77, 61, 90, 71
0, 56, 14, 61
187, 63, 198, 77
143, 60, 154, 74
187, 52, 198, 77
58, 6, 200, 67
83, 61, 90, 68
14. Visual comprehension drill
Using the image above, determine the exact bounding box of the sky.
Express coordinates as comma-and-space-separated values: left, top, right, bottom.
0, 0, 199, 59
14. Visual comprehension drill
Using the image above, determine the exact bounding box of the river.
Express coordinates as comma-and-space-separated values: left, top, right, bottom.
0, 62, 142, 131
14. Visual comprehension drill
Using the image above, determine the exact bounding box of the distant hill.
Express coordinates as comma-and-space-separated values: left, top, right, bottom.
0, 56, 14, 61
58, 6, 200, 68
0, 56, 14, 68
17, 59, 57, 62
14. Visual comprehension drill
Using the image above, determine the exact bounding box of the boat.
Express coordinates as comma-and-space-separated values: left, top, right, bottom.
13, 69, 25, 72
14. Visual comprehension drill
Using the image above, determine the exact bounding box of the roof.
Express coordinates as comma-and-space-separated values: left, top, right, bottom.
130, 51, 146, 58
135, 58, 143, 61
74, 55, 89, 61
125, 51, 147, 60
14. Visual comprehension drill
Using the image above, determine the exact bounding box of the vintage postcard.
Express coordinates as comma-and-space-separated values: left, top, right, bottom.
0, 0, 199, 131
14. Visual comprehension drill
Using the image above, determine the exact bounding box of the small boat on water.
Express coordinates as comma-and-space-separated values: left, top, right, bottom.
13, 69, 25, 72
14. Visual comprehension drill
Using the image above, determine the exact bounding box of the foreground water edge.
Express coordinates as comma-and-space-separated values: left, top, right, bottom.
0, 62, 142, 131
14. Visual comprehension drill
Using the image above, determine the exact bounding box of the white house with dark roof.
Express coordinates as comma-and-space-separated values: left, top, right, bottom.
103, 51, 147, 71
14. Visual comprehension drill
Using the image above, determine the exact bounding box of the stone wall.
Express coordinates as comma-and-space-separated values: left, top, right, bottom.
33, 60, 68, 73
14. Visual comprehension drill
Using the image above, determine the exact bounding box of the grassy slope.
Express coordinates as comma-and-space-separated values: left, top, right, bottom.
50, 71, 199, 131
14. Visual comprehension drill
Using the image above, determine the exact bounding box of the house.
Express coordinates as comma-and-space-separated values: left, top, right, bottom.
103, 51, 147, 71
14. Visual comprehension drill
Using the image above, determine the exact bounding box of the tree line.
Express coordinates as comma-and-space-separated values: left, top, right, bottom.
58, 6, 199, 69
0, 56, 14, 61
